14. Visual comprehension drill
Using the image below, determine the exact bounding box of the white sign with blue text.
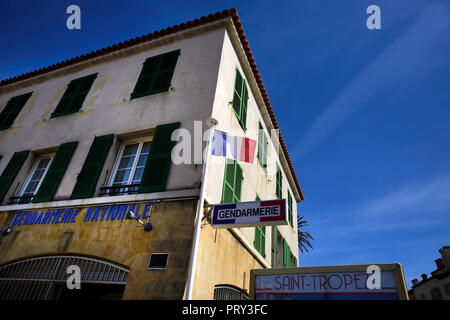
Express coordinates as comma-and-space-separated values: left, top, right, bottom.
211, 199, 287, 228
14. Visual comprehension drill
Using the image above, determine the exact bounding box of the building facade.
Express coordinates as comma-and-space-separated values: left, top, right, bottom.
0, 9, 303, 300
409, 246, 450, 300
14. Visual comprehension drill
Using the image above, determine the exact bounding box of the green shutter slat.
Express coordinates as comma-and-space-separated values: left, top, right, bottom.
32, 142, 78, 203
138, 122, 180, 193
0, 150, 29, 203
70, 134, 114, 199
0, 92, 32, 130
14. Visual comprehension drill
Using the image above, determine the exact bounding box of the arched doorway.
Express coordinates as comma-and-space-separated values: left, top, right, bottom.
214, 284, 249, 300
0, 255, 129, 300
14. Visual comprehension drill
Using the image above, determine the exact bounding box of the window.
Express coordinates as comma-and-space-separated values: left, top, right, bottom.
148, 253, 169, 270
32, 142, 78, 203
257, 122, 268, 172
221, 160, 243, 204
276, 165, 282, 199
51, 73, 97, 118
0, 150, 29, 203
430, 287, 443, 300
444, 283, 450, 295
0, 92, 32, 130
14, 156, 53, 203
131, 49, 180, 99
232, 69, 248, 131
107, 138, 152, 195
288, 193, 294, 227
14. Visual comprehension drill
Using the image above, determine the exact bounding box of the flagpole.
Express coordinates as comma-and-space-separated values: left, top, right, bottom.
185, 117, 218, 300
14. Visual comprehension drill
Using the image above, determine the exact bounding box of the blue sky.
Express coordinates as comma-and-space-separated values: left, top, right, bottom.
1, 0, 449, 289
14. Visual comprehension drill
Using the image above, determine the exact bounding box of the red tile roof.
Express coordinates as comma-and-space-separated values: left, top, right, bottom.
0, 8, 304, 201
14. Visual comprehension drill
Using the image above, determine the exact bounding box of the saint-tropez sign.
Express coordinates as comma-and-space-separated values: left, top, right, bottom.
211, 199, 287, 228
250, 264, 409, 300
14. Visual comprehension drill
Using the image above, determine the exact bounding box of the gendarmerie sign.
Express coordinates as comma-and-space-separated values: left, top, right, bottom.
9, 202, 152, 226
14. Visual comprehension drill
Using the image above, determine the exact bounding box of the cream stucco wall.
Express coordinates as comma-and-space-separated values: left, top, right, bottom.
0, 26, 226, 203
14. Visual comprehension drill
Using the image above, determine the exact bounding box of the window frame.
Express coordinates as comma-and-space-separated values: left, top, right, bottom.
18, 153, 55, 199
108, 136, 153, 189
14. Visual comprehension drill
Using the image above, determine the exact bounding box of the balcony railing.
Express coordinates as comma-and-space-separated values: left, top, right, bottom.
99, 184, 140, 197
9, 195, 34, 205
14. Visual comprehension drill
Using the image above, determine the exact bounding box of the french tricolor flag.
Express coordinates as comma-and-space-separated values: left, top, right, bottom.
211, 130, 257, 164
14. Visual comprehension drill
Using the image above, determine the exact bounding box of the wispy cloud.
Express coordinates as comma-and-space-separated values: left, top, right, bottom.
293, 1, 450, 159
314, 173, 450, 236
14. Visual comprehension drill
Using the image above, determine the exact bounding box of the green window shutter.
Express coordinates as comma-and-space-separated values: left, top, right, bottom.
0, 150, 29, 202
276, 166, 282, 199
261, 226, 266, 258
254, 226, 266, 258
254, 226, 261, 253
240, 82, 248, 131
257, 122, 268, 171
0, 92, 32, 130
70, 134, 114, 199
273, 227, 278, 268
32, 142, 78, 203
138, 122, 180, 193
283, 239, 291, 268
231, 69, 248, 131
234, 163, 243, 203
288, 192, 293, 227
51, 73, 97, 118
232, 70, 243, 116
221, 160, 243, 204
131, 49, 180, 99
254, 194, 266, 258
222, 160, 235, 203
